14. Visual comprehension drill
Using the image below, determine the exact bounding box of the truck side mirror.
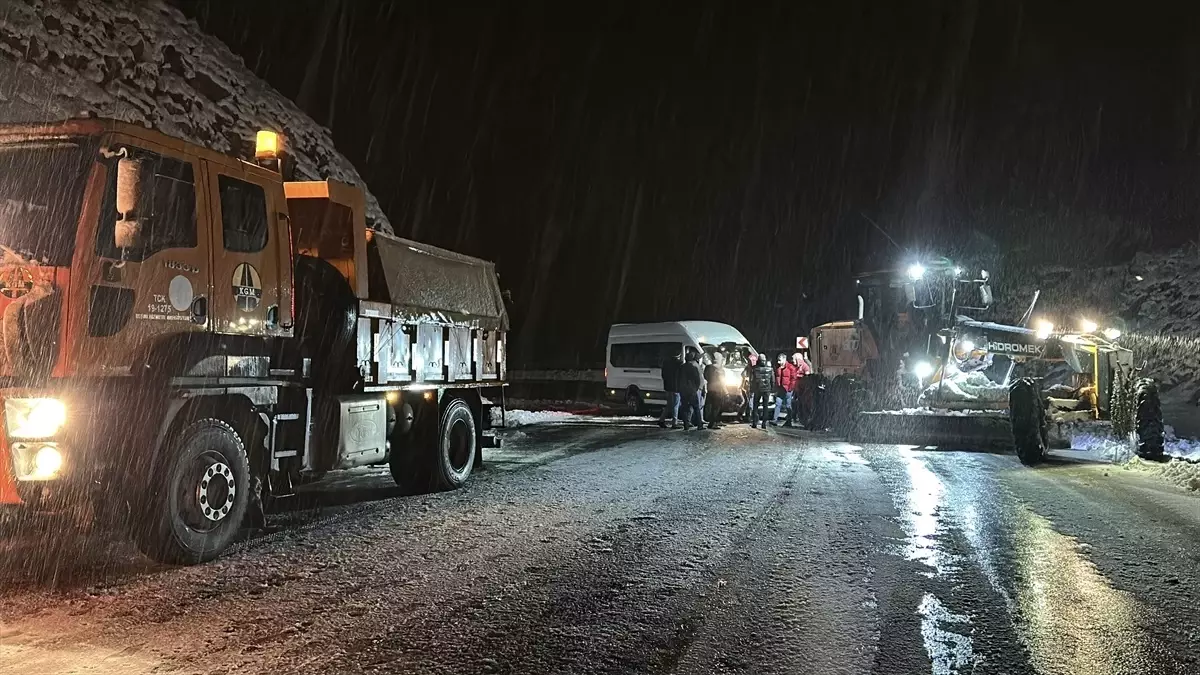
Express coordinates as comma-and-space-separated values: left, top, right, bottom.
115, 157, 148, 250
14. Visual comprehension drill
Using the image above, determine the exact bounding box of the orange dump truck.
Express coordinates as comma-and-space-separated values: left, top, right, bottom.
0, 118, 507, 563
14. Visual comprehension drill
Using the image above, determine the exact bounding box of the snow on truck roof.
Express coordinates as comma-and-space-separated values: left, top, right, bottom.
608, 321, 751, 345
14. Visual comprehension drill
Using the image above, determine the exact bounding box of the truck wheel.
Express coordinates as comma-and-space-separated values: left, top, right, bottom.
1134, 378, 1165, 461
1010, 378, 1047, 466
625, 387, 644, 415
133, 419, 251, 564
434, 399, 477, 491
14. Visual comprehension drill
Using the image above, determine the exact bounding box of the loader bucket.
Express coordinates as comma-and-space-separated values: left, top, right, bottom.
852, 410, 1012, 451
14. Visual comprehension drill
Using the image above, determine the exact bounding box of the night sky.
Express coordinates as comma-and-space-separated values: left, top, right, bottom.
180, 0, 1200, 366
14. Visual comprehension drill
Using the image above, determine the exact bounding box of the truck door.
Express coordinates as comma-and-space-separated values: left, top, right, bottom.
203, 163, 284, 337
72, 141, 212, 376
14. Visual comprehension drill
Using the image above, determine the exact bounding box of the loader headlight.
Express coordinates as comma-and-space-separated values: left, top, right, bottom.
5, 398, 67, 440
1035, 320, 1054, 340
1103, 328, 1121, 340
913, 361, 935, 380
1079, 318, 1098, 334
907, 264, 926, 281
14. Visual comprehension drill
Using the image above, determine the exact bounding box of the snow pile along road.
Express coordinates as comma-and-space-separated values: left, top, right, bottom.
1127, 457, 1200, 492
489, 408, 583, 428
1164, 426, 1200, 462
0, 0, 390, 230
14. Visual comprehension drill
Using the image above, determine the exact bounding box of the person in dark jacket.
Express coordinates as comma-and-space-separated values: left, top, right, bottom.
741, 352, 758, 422
678, 349, 705, 430
748, 353, 775, 428
703, 351, 726, 429
657, 352, 682, 428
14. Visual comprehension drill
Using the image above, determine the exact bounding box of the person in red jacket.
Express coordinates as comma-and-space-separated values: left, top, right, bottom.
791, 351, 813, 427
773, 353, 799, 427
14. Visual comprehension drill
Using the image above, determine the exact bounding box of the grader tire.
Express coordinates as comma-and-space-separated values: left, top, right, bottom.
1134, 378, 1165, 461
1010, 378, 1048, 466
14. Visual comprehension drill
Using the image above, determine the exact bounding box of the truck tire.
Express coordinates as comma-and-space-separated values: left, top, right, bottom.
1134, 378, 1165, 461
133, 419, 251, 564
1010, 378, 1047, 466
434, 398, 477, 491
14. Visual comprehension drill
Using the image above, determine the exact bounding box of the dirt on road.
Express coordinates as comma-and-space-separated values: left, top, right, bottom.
1, 420, 1198, 674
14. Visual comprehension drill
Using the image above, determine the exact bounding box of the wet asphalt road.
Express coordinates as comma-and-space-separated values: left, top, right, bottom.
1, 419, 1199, 674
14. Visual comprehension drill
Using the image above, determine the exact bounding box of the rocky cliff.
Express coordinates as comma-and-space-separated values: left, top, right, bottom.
0, 0, 390, 230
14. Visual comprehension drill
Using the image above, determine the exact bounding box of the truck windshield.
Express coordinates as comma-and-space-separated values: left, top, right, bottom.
0, 141, 93, 266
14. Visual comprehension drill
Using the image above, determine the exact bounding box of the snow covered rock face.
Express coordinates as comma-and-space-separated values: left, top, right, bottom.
0, 0, 390, 231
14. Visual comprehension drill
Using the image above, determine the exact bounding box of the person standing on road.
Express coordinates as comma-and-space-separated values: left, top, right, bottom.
694, 349, 708, 429
741, 352, 759, 423
791, 351, 813, 426
678, 349, 705, 431
773, 353, 799, 427
748, 352, 775, 429
658, 351, 682, 428
704, 351, 726, 429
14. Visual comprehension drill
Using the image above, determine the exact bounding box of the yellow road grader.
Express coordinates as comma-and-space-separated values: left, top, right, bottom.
808, 258, 1163, 464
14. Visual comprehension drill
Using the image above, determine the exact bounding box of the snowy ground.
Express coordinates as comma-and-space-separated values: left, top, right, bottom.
3, 428, 1199, 674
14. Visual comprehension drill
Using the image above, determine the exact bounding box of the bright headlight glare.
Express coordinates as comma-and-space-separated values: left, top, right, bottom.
1035, 320, 1054, 340
5, 398, 67, 439
907, 264, 926, 281
1103, 327, 1121, 340
33, 445, 63, 478
1080, 318, 1098, 334
913, 361, 935, 380
723, 372, 743, 388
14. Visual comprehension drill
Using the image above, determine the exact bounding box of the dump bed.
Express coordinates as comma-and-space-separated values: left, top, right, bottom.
367, 232, 508, 331
284, 179, 508, 388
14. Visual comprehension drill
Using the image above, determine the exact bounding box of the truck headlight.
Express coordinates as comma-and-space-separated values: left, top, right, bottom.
5, 398, 67, 439
11, 442, 64, 480
723, 372, 743, 388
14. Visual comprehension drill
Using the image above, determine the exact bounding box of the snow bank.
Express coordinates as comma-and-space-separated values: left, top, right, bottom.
1127, 457, 1200, 492
1163, 426, 1200, 462
0, 0, 390, 230
489, 408, 582, 428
